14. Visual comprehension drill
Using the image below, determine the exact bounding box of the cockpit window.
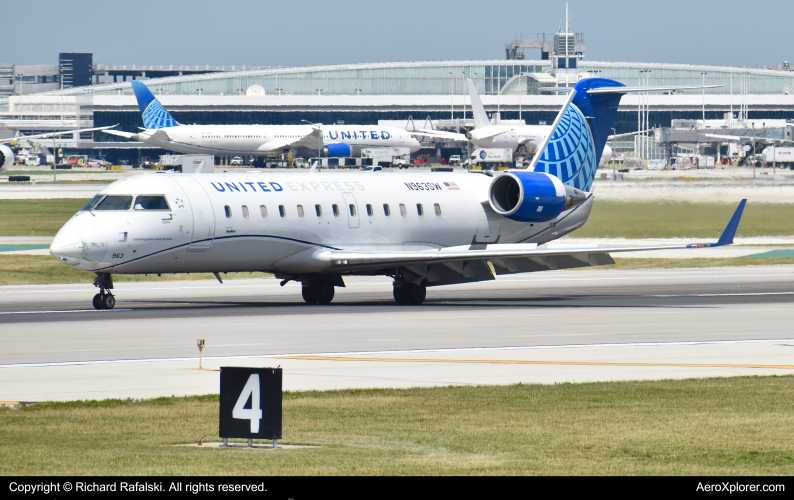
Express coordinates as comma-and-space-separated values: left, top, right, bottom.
134, 195, 170, 210
94, 196, 133, 211
80, 195, 104, 211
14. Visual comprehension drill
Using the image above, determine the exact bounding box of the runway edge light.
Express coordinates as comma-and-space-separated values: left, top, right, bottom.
197, 339, 205, 370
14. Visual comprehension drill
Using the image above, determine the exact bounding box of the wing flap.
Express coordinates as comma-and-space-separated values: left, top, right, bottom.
412, 129, 468, 141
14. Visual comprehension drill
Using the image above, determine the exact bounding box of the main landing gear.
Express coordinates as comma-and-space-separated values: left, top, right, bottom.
393, 281, 426, 305
92, 272, 115, 310
301, 276, 336, 305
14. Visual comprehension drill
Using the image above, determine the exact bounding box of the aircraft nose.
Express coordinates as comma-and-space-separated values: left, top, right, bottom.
50, 229, 84, 263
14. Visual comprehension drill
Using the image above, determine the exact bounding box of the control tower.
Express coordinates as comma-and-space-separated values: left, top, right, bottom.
505, 5, 585, 70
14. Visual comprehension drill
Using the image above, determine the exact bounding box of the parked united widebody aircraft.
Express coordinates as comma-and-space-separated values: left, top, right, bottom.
51, 77, 744, 310
103, 81, 421, 158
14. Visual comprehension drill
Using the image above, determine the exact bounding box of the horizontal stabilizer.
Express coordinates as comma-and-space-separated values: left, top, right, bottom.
540, 85, 721, 95
102, 129, 138, 140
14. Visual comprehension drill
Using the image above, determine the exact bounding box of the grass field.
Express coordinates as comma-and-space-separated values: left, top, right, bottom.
2, 376, 793, 475
573, 200, 794, 238
1, 199, 792, 239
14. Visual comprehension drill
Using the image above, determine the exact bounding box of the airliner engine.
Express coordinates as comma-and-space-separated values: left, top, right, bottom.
0, 144, 14, 172
322, 143, 362, 158
488, 171, 587, 222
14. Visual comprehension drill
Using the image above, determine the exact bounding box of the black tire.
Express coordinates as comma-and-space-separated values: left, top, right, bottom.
405, 283, 426, 305
301, 285, 318, 304
92, 293, 104, 310
315, 281, 335, 305
393, 285, 410, 305
102, 294, 115, 310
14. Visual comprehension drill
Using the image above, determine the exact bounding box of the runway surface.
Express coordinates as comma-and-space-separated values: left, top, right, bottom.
2, 265, 793, 401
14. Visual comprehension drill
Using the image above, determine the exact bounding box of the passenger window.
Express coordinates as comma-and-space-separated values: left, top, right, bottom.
279, 205, 286, 217
297, 205, 305, 217
416, 203, 424, 216
242, 205, 249, 218
224, 205, 232, 218
366, 204, 373, 216
332, 204, 340, 217
349, 204, 356, 216
260, 205, 267, 218
315, 204, 322, 217
399, 203, 406, 217
383, 204, 390, 216
95, 195, 133, 211
434, 203, 442, 216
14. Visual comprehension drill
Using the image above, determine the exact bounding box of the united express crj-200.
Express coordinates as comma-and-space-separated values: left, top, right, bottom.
50, 78, 744, 309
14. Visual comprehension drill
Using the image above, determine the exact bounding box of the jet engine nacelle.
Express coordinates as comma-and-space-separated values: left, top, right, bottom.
0, 144, 14, 172
599, 144, 613, 168
323, 143, 362, 158
488, 171, 587, 223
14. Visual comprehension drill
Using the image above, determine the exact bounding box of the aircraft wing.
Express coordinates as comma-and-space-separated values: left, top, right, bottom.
257, 126, 323, 152
411, 129, 468, 141
1, 125, 117, 144
697, 132, 794, 146
328, 200, 746, 272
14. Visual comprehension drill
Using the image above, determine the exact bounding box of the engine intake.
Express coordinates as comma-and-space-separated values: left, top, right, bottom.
0, 144, 14, 172
489, 171, 587, 222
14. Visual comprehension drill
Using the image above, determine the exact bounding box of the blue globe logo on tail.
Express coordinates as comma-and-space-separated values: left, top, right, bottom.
131, 81, 180, 130
533, 103, 597, 192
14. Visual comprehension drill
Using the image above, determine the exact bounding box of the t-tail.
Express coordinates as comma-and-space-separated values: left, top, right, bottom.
530, 79, 720, 192
131, 80, 180, 130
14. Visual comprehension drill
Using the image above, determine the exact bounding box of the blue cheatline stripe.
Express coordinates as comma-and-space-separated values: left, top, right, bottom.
93, 234, 342, 272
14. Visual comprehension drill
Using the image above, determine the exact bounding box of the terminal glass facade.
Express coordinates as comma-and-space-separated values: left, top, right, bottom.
83, 61, 794, 98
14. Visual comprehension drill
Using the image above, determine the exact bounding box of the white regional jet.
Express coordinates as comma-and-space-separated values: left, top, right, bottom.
103, 81, 421, 158
50, 77, 745, 310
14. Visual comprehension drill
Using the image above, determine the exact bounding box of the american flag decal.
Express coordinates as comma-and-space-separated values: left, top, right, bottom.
443, 182, 460, 190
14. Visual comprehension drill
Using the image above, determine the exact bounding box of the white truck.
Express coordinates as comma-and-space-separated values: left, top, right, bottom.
361, 147, 412, 167
469, 148, 513, 170
762, 147, 794, 168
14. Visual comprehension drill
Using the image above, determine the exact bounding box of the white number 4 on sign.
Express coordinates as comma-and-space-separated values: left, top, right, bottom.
232, 374, 263, 432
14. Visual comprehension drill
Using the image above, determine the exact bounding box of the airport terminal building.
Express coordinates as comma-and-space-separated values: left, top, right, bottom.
1, 58, 793, 162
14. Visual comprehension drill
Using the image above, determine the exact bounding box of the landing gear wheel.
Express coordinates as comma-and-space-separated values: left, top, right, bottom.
93, 294, 104, 310
393, 285, 409, 305
302, 285, 318, 304
393, 283, 426, 305
102, 294, 116, 310
315, 280, 335, 305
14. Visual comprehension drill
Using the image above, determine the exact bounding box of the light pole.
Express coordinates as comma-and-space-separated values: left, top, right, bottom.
448, 71, 454, 120
700, 72, 708, 122
752, 122, 756, 179
354, 88, 361, 96
275, 88, 282, 96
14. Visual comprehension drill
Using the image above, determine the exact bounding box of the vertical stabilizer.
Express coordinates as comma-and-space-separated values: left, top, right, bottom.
532, 78, 626, 192
466, 79, 490, 130
131, 81, 179, 129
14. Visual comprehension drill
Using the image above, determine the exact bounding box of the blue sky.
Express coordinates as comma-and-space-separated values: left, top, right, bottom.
2, 0, 791, 68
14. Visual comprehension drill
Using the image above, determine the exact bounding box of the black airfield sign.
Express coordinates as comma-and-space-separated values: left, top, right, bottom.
219, 367, 282, 440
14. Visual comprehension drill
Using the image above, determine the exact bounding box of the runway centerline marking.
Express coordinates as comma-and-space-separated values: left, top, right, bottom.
275, 355, 794, 370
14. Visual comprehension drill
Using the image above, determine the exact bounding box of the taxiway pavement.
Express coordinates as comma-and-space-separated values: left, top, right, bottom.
1, 266, 793, 401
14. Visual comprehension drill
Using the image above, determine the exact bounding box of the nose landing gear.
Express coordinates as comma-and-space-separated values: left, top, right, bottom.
92, 272, 115, 310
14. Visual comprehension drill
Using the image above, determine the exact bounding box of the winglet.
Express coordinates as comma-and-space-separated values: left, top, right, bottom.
715, 199, 747, 246
688, 199, 746, 248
